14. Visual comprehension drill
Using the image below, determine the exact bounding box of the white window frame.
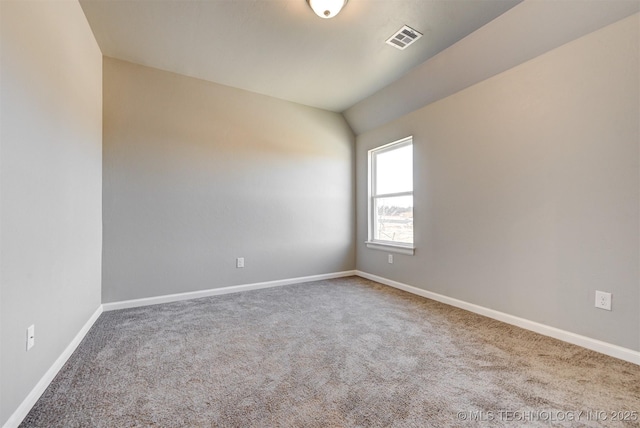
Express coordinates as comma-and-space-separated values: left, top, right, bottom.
366, 136, 415, 255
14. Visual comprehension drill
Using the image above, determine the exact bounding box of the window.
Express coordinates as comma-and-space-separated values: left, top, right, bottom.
367, 137, 414, 255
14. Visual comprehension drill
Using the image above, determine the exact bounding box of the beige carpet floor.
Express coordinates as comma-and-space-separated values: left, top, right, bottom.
21, 276, 640, 427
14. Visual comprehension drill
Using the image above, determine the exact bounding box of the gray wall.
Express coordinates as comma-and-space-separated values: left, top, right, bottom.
0, 1, 103, 425
356, 14, 640, 351
102, 58, 355, 303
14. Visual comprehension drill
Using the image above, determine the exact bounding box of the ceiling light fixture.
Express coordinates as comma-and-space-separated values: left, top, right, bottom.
306, 0, 348, 19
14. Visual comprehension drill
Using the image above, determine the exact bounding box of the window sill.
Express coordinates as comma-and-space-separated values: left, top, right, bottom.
365, 241, 415, 255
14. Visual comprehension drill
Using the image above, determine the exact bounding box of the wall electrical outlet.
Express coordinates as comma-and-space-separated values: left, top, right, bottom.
388, 254, 393, 264
27, 325, 35, 351
236, 257, 244, 268
595, 291, 612, 311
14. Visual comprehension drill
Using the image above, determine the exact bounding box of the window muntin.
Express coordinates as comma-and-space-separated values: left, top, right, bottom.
369, 137, 413, 249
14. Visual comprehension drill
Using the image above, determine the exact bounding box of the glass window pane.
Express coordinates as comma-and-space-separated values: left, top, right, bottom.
373, 195, 413, 244
375, 144, 412, 195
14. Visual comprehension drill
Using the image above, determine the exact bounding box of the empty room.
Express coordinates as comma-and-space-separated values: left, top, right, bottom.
1, 0, 639, 426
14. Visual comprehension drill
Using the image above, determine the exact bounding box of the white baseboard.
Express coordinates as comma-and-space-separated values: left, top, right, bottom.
356, 270, 640, 366
103, 270, 357, 311
3, 305, 104, 428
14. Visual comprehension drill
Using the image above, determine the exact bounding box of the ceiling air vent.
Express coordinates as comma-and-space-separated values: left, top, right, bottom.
385, 25, 423, 50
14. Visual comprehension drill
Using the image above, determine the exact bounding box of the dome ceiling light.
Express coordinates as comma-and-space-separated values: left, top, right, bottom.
306, 0, 348, 19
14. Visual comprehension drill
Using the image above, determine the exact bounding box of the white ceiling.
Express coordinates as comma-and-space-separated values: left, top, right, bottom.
79, 0, 522, 112
345, 0, 640, 134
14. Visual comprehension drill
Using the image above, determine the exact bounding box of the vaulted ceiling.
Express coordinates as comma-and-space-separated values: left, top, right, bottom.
79, 0, 522, 112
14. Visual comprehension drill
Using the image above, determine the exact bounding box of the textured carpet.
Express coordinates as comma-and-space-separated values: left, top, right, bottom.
21, 277, 640, 427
